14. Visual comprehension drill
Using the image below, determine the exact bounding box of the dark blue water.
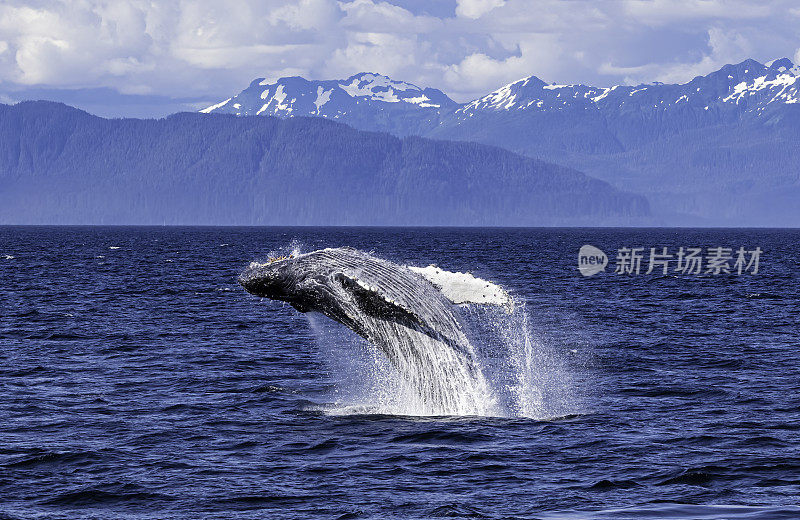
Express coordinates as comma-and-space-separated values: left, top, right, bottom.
2, 227, 799, 519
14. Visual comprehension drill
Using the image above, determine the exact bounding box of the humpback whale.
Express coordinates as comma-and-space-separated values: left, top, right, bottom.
239, 247, 511, 415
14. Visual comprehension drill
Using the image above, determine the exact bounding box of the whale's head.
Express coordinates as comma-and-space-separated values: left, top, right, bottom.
238, 257, 302, 304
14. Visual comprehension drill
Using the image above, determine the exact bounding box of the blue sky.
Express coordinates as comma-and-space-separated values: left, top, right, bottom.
1, 0, 798, 117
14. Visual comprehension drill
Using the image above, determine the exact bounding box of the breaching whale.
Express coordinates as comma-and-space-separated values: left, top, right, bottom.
238, 247, 511, 415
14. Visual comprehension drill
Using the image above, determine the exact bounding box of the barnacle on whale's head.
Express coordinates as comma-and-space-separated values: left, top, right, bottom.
268, 254, 294, 264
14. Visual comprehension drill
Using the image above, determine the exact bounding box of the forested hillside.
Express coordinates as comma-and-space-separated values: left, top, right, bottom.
0, 101, 649, 225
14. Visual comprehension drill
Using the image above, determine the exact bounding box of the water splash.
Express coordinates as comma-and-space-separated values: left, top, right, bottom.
308, 293, 578, 419
462, 298, 581, 419
306, 294, 499, 417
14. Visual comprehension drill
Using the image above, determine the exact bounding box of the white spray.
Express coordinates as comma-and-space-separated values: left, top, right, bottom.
309, 285, 578, 419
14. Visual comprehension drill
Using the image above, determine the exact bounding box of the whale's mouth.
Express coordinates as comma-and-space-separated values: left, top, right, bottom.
240, 246, 580, 419
238, 261, 294, 301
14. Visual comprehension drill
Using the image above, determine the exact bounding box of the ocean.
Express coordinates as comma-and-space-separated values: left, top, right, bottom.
1, 226, 798, 519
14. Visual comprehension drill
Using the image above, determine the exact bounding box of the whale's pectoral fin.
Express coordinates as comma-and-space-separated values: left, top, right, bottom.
334, 273, 427, 330
408, 265, 512, 307
335, 272, 466, 351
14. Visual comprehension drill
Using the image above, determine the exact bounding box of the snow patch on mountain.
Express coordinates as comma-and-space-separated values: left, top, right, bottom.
590, 86, 616, 103
404, 95, 438, 108
459, 78, 527, 112
336, 73, 444, 108
341, 76, 399, 102
722, 60, 799, 106
314, 86, 332, 113
200, 98, 231, 113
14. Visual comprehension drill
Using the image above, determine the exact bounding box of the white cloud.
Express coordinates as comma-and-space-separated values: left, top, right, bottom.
443, 34, 563, 95
0, 2, 156, 85
622, 0, 772, 25
326, 32, 421, 77
340, 0, 440, 32
0, 0, 798, 113
268, 0, 339, 30
455, 0, 505, 19
599, 25, 755, 85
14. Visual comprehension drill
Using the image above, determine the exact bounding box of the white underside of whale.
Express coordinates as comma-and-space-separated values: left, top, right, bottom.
408, 265, 512, 307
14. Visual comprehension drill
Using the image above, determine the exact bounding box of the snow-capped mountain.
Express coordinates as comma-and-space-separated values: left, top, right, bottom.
201, 59, 800, 225
203, 59, 800, 137
201, 72, 457, 136
434, 57, 800, 155
454, 57, 799, 118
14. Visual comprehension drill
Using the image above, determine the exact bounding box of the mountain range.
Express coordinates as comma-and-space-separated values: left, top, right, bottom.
0, 101, 647, 225
203, 58, 800, 226
201, 73, 457, 137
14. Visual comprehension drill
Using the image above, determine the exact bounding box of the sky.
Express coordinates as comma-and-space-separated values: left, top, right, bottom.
1, 0, 799, 118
